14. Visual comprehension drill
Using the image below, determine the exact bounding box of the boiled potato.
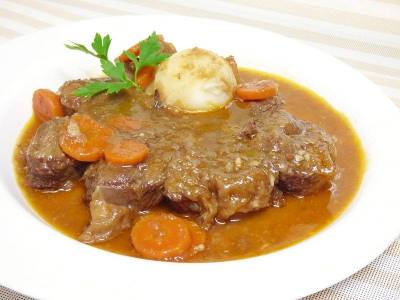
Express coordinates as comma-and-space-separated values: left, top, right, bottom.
154, 48, 237, 113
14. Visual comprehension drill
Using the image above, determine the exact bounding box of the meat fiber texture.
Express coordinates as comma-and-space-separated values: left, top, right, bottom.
25, 117, 81, 189
81, 97, 336, 242
26, 78, 336, 243
58, 79, 109, 115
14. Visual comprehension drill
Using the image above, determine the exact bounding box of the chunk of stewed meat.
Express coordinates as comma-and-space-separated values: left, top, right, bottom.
275, 120, 337, 195
58, 80, 89, 115
244, 102, 336, 196
164, 155, 217, 226
157, 34, 177, 55
164, 152, 282, 226
211, 164, 280, 220
72, 85, 336, 240
58, 79, 112, 115
83, 160, 164, 210
79, 187, 131, 244
25, 117, 80, 189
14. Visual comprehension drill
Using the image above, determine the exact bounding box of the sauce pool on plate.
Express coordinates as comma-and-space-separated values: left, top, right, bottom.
14, 69, 365, 262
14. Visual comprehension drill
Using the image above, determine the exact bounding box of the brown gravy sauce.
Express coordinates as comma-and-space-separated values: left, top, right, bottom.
14, 69, 365, 262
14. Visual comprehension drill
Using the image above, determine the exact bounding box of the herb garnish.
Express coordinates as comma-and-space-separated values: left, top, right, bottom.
65, 32, 169, 97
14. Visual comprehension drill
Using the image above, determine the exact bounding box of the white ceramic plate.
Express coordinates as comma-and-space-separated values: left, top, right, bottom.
0, 15, 399, 300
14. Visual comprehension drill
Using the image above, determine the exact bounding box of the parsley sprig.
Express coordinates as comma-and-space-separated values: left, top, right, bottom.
123, 33, 169, 83
65, 32, 169, 97
65, 33, 111, 60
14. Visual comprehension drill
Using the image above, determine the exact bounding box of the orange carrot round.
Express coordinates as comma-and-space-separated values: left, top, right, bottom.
235, 80, 278, 101
137, 66, 156, 90
104, 139, 149, 165
131, 213, 192, 260
118, 44, 140, 63
32, 89, 64, 122
59, 114, 112, 162
181, 219, 207, 260
60, 139, 104, 162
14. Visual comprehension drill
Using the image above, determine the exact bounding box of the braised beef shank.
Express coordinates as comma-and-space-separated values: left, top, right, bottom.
26, 81, 336, 242
79, 96, 336, 231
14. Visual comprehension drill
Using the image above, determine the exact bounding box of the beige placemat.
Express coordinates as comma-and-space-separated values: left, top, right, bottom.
0, 1, 399, 299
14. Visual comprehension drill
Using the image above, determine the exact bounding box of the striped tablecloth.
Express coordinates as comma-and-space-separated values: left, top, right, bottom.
0, 1, 399, 299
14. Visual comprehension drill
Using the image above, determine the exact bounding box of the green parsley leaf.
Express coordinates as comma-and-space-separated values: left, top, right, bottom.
65, 33, 111, 60
123, 50, 139, 69
74, 81, 132, 98
132, 32, 170, 81
91, 33, 111, 60
139, 32, 170, 67
65, 42, 98, 58
100, 59, 128, 82
66, 32, 169, 97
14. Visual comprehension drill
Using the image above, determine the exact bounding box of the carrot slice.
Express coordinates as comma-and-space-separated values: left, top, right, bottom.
104, 139, 149, 165
235, 80, 278, 101
106, 115, 143, 132
32, 89, 64, 122
118, 34, 176, 63
118, 44, 140, 63
60, 138, 104, 162
137, 66, 156, 90
131, 213, 192, 260
119, 46, 155, 89
181, 219, 207, 260
59, 114, 112, 162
